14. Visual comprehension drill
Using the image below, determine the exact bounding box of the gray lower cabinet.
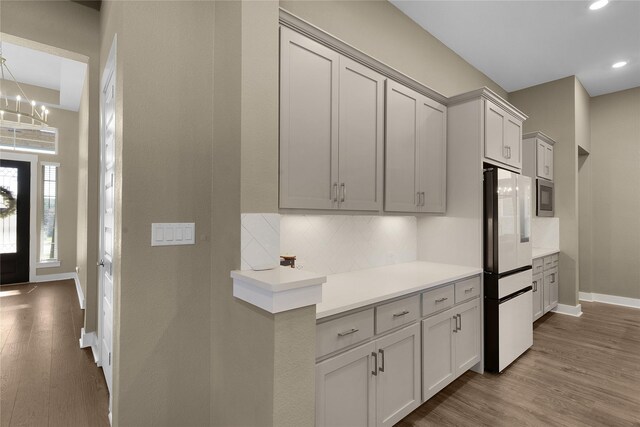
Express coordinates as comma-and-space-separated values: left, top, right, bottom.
316, 323, 420, 427
422, 297, 480, 402
532, 273, 544, 321
534, 254, 559, 321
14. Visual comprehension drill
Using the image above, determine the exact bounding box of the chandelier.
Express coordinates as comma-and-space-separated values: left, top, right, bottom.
0, 49, 50, 127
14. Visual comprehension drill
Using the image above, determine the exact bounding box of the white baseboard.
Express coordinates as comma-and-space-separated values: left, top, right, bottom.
579, 292, 640, 309
79, 327, 100, 364
552, 303, 583, 317
35, 272, 85, 310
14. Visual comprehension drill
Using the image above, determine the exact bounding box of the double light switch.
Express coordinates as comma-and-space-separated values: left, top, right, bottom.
151, 223, 195, 246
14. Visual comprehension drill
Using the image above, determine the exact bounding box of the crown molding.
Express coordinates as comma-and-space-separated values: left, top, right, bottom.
448, 87, 528, 121
523, 131, 557, 146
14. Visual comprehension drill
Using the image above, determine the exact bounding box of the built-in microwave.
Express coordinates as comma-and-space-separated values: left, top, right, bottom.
537, 179, 554, 217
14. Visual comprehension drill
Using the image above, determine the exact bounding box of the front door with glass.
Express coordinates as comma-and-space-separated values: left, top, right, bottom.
0, 159, 30, 285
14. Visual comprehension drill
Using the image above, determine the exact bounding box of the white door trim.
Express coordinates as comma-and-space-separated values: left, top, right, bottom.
0, 151, 38, 283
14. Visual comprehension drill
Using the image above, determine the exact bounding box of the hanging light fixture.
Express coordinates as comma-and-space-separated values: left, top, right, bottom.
0, 47, 50, 126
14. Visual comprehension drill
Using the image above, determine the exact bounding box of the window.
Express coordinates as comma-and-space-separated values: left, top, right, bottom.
0, 121, 58, 155
40, 163, 58, 262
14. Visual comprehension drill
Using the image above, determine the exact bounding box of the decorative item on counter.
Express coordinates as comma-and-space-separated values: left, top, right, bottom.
280, 255, 296, 269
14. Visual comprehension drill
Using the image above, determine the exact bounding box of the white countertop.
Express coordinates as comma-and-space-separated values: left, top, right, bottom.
231, 267, 326, 292
532, 248, 559, 259
316, 261, 482, 319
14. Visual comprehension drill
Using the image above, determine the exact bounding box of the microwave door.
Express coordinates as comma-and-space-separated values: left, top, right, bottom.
537, 180, 554, 217
516, 175, 532, 268
497, 169, 518, 274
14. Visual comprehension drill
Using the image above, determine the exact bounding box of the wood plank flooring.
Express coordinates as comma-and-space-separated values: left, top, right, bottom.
0, 280, 110, 427
399, 302, 640, 427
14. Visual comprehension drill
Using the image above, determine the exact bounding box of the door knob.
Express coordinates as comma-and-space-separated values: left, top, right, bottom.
97, 259, 105, 267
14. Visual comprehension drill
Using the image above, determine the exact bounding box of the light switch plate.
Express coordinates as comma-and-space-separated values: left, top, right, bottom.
151, 223, 196, 246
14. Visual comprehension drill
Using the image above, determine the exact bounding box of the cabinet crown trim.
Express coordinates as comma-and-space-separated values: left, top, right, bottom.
279, 7, 448, 105
447, 87, 527, 121
523, 131, 557, 146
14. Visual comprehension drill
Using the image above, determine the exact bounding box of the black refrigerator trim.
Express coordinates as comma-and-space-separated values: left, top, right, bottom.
483, 167, 499, 273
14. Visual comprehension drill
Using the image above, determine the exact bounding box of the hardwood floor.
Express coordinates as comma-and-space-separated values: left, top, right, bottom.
0, 280, 110, 427
399, 302, 640, 427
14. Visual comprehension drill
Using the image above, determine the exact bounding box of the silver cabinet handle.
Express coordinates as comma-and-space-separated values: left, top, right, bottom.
416, 192, 420, 206
379, 349, 385, 373
533, 280, 537, 292
435, 297, 448, 303
421, 192, 425, 207
332, 183, 338, 202
453, 316, 458, 333
340, 183, 346, 203
337, 328, 359, 337
457, 314, 462, 331
371, 352, 378, 376
464, 287, 474, 294
97, 259, 105, 267
392, 310, 410, 318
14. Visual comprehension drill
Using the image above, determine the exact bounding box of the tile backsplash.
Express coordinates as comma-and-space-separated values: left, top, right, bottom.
281, 215, 417, 276
241, 213, 280, 271
532, 217, 560, 249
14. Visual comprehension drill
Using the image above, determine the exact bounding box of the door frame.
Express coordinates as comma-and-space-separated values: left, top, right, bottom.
0, 151, 37, 283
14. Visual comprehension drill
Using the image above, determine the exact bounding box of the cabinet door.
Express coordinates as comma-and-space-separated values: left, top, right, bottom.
454, 298, 481, 374
504, 116, 522, 169
385, 80, 419, 213
338, 57, 385, 211
417, 97, 447, 213
532, 274, 544, 321
376, 323, 421, 427
536, 141, 546, 179
543, 271, 552, 313
422, 308, 455, 402
549, 268, 559, 309
316, 341, 376, 427
484, 100, 507, 165
280, 27, 339, 209
546, 144, 554, 181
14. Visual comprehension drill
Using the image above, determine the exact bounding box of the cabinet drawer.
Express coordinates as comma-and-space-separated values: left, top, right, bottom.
551, 253, 559, 268
317, 309, 374, 358
376, 295, 420, 334
455, 276, 481, 304
422, 284, 454, 317
544, 256, 554, 270
533, 258, 544, 275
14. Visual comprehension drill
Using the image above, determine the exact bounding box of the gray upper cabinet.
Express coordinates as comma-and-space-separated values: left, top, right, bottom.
385, 80, 447, 213
523, 132, 556, 182
338, 57, 385, 211
279, 27, 384, 211
484, 99, 523, 170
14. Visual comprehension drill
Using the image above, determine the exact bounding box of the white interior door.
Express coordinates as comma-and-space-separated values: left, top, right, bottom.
99, 36, 117, 395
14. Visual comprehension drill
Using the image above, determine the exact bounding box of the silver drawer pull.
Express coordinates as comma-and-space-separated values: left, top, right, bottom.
464, 287, 475, 293
337, 328, 359, 337
435, 297, 448, 303
392, 310, 410, 318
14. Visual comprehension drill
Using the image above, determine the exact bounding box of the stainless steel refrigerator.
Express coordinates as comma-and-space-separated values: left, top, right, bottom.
484, 167, 533, 373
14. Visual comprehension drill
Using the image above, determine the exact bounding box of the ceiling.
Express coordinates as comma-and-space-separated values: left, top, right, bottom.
1, 41, 87, 111
390, 0, 640, 96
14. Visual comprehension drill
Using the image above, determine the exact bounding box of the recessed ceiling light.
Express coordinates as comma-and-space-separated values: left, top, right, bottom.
612, 61, 628, 69
589, 0, 609, 10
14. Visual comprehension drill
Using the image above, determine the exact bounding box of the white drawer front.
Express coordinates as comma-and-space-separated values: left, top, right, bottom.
317, 309, 374, 358
422, 284, 454, 316
551, 253, 559, 268
455, 276, 481, 304
533, 258, 544, 275
498, 270, 532, 299
375, 295, 420, 334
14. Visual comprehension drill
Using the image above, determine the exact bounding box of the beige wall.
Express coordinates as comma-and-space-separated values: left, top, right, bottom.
280, 0, 507, 99
575, 79, 591, 153
589, 87, 640, 299
1, 0, 101, 330
100, 1, 214, 425
510, 76, 580, 306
